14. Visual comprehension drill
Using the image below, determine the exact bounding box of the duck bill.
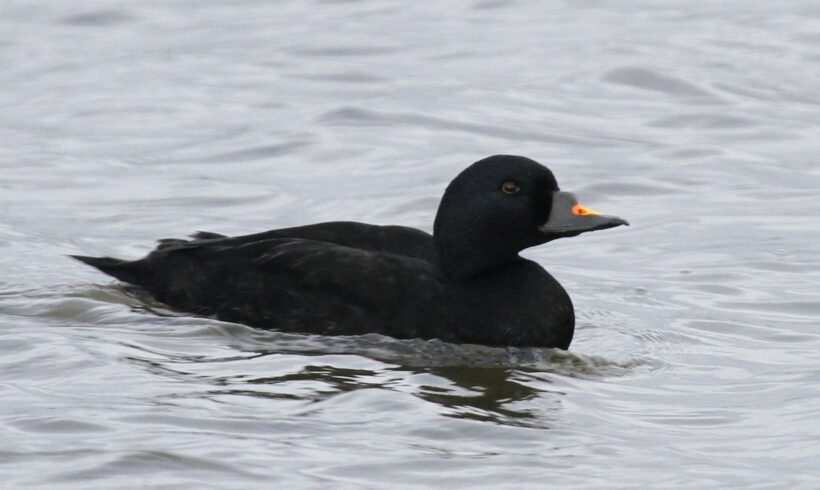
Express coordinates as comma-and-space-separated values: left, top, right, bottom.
538, 191, 629, 238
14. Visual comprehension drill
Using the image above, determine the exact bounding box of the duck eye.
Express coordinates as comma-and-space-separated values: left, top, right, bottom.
501, 181, 520, 195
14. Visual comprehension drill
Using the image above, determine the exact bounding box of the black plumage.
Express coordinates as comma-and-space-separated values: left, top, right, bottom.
72, 155, 628, 349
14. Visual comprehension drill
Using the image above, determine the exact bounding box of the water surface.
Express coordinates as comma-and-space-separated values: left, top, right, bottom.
2, 1, 820, 487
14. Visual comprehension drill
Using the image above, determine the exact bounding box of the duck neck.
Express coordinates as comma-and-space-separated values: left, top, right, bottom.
433, 225, 519, 282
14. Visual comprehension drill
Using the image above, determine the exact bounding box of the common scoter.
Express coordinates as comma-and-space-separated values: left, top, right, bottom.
72, 155, 628, 349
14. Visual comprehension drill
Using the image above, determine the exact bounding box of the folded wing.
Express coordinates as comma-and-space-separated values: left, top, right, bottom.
127, 236, 446, 337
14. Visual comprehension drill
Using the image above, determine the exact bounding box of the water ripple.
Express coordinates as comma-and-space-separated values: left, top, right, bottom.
2, 1, 820, 487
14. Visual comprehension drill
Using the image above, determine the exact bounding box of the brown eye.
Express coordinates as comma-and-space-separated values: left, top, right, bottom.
501, 181, 520, 195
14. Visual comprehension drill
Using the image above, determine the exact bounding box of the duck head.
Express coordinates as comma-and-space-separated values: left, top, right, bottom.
433, 155, 628, 280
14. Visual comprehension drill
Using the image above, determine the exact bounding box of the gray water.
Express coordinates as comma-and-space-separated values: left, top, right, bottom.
2, 1, 820, 488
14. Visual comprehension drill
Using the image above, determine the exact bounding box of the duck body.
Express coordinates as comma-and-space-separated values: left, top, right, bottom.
72, 156, 627, 349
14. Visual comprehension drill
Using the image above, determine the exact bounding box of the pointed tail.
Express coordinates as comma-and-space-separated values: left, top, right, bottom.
70, 255, 143, 285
